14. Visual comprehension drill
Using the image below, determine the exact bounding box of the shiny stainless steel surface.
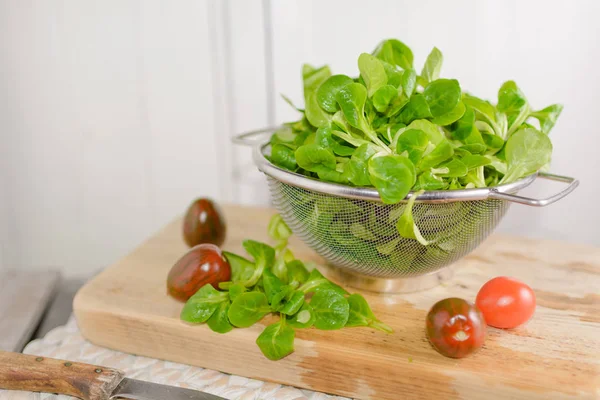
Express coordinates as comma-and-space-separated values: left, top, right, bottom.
254, 142, 541, 203
322, 264, 455, 294
231, 125, 279, 146
111, 378, 226, 400
488, 172, 579, 206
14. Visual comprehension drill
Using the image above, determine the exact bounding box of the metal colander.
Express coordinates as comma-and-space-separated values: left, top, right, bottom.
235, 128, 579, 292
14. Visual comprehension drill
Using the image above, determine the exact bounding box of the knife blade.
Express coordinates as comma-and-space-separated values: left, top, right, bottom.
111, 377, 224, 400
0, 350, 226, 400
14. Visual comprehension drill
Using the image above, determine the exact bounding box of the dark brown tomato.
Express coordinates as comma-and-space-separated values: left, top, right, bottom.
167, 243, 231, 301
182, 198, 226, 247
425, 297, 486, 359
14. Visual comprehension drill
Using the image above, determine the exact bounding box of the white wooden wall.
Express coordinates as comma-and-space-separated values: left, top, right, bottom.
0, 0, 226, 277
0, 0, 598, 277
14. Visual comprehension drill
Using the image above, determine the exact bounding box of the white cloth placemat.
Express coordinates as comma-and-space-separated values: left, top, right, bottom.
0, 316, 350, 400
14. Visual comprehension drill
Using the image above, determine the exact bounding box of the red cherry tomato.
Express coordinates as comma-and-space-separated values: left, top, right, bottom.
426, 297, 486, 358
182, 198, 226, 247
167, 244, 231, 301
476, 276, 536, 329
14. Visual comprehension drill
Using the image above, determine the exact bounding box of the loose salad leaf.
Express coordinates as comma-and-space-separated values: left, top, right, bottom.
358, 53, 388, 97
317, 75, 354, 113
303, 65, 332, 128
497, 80, 527, 115
270, 285, 293, 311
207, 301, 233, 334
286, 260, 309, 285
423, 79, 462, 118
397, 94, 432, 124
401, 68, 417, 98
343, 143, 378, 186
500, 128, 552, 184
420, 47, 443, 86
530, 104, 563, 135
271, 144, 297, 171
239, 240, 275, 287
304, 91, 332, 129
385, 94, 410, 118
417, 139, 454, 172
405, 119, 443, 144
396, 129, 429, 164
431, 101, 465, 126
482, 132, 504, 152
295, 144, 336, 173
228, 292, 271, 328
180, 284, 229, 323
435, 158, 468, 178
298, 268, 348, 296
223, 251, 255, 284
228, 283, 246, 301
368, 154, 416, 204
450, 104, 475, 140
310, 289, 350, 330
268, 214, 293, 243
303, 64, 331, 95
346, 294, 393, 333
278, 290, 305, 315
373, 85, 398, 113
262, 268, 285, 304
287, 302, 315, 329
461, 155, 491, 169
379, 60, 403, 88
414, 170, 446, 190
336, 83, 369, 131
396, 190, 430, 245
179, 213, 391, 361
372, 39, 414, 70
256, 317, 296, 361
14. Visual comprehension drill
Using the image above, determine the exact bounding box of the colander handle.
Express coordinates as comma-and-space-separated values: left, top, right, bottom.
232, 126, 281, 146
489, 172, 579, 206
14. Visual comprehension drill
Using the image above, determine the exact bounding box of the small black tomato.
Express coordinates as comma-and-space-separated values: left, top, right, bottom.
182, 198, 226, 247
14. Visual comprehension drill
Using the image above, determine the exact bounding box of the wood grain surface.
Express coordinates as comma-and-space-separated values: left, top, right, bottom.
73, 205, 600, 400
0, 351, 124, 400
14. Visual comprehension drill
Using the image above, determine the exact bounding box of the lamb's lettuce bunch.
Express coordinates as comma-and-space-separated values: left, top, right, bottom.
270, 39, 561, 204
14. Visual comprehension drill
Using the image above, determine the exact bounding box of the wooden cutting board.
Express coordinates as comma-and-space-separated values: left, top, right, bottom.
73, 204, 600, 400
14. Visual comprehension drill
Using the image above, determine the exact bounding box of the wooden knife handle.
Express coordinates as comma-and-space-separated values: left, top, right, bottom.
0, 351, 125, 400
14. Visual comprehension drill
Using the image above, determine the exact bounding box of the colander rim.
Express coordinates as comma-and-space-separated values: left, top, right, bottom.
253, 142, 537, 203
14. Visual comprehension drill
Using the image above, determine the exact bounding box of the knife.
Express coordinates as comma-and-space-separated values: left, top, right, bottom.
0, 351, 226, 400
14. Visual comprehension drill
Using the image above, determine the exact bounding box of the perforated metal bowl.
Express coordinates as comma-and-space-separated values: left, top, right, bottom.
235, 128, 579, 293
